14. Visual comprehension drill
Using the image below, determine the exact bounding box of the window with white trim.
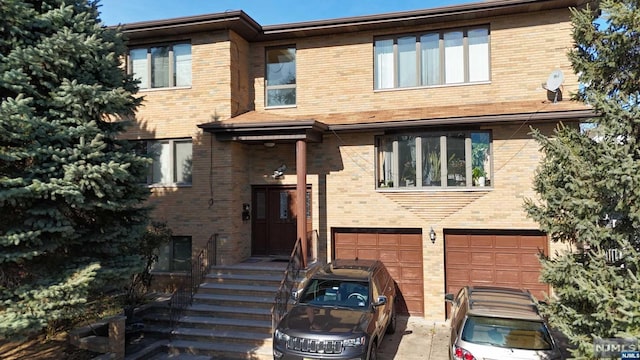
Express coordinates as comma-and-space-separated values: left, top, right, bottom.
135, 139, 193, 186
266, 46, 296, 107
374, 26, 489, 89
376, 131, 491, 189
128, 42, 192, 89
154, 236, 191, 272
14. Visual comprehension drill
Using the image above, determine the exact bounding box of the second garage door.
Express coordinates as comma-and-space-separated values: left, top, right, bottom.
445, 230, 549, 301
333, 228, 424, 316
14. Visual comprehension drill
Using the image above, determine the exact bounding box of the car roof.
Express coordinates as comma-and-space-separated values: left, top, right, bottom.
312, 259, 380, 281
464, 286, 544, 321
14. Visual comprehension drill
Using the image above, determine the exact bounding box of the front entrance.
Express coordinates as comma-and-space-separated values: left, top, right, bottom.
252, 185, 311, 257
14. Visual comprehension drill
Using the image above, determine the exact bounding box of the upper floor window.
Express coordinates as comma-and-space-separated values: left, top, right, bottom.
129, 43, 192, 89
266, 46, 296, 107
374, 26, 489, 90
135, 139, 193, 186
376, 131, 491, 189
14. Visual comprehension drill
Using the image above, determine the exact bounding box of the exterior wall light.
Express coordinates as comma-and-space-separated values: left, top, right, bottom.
429, 227, 436, 244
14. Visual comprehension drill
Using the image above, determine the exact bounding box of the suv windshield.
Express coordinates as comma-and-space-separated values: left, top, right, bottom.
461, 316, 553, 350
299, 279, 369, 309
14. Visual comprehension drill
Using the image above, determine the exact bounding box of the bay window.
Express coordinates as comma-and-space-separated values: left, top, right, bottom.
374, 26, 490, 89
376, 131, 491, 189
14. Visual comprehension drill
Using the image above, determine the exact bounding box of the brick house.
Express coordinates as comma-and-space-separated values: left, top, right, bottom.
119, 0, 594, 321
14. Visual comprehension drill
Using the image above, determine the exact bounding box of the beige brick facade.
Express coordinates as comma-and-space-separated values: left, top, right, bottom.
122, 2, 592, 320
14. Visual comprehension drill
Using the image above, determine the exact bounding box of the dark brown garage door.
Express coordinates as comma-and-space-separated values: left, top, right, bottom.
445, 231, 549, 301
333, 228, 424, 316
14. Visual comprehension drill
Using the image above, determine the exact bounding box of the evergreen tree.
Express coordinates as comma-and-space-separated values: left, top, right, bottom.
525, 0, 640, 357
0, 0, 150, 339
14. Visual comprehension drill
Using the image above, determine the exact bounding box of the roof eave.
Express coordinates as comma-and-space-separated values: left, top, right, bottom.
112, 10, 262, 42
261, 0, 595, 40
328, 109, 596, 132
109, 0, 597, 42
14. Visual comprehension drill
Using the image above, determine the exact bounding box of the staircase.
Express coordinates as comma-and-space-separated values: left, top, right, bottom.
129, 259, 291, 360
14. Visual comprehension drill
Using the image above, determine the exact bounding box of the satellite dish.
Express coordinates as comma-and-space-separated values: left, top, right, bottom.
545, 69, 564, 91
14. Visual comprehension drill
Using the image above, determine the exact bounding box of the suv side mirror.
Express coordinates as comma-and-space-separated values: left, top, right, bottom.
444, 293, 455, 304
373, 295, 388, 307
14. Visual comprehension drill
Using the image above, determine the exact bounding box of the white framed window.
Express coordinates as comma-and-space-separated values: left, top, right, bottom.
374, 26, 490, 89
376, 131, 491, 189
266, 46, 296, 107
128, 42, 192, 89
444, 31, 464, 84
154, 236, 191, 272
136, 139, 193, 186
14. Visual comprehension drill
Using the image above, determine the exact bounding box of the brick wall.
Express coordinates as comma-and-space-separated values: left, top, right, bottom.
126, 8, 580, 320
122, 31, 242, 265
249, 9, 576, 115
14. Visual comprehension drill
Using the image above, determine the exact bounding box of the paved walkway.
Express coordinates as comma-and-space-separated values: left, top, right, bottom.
378, 316, 450, 360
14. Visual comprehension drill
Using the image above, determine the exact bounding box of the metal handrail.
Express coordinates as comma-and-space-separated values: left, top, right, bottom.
192, 235, 217, 294
169, 233, 218, 327
271, 237, 304, 332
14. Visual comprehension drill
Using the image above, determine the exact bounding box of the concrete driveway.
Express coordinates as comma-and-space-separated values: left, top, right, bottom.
378, 316, 450, 360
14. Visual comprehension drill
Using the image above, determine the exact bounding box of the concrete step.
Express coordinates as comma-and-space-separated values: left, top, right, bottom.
177, 316, 271, 334
181, 303, 272, 322
204, 272, 283, 287
209, 261, 287, 277
192, 293, 274, 310
134, 324, 172, 339
167, 339, 272, 360
125, 338, 168, 360
197, 282, 279, 297
147, 352, 211, 360
140, 309, 172, 322
171, 327, 272, 346
125, 260, 308, 360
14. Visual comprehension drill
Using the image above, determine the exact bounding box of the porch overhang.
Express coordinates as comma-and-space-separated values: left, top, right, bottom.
198, 119, 328, 143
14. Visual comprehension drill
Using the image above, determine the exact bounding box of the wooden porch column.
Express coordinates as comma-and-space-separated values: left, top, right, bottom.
296, 140, 308, 268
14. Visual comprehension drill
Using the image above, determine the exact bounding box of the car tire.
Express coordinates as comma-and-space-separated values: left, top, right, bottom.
386, 305, 396, 334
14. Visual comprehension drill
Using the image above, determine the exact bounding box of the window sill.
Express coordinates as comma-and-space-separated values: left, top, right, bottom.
148, 183, 193, 189
138, 86, 192, 93
374, 80, 491, 93
376, 187, 492, 192
265, 104, 297, 110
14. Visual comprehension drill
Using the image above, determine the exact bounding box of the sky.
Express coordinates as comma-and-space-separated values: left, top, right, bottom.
98, 0, 470, 26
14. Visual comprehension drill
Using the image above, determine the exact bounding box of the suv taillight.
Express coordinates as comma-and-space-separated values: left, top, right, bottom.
453, 345, 476, 360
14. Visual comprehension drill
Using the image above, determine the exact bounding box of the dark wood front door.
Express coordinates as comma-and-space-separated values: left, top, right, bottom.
252, 185, 311, 256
